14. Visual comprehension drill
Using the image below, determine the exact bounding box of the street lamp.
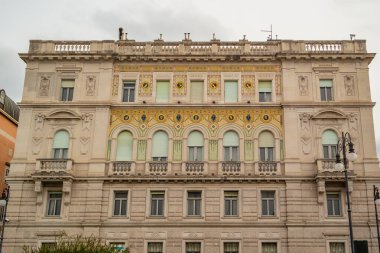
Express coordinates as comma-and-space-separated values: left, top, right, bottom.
335, 132, 357, 253
0, 186, 10, 253
373, 185, 380, 253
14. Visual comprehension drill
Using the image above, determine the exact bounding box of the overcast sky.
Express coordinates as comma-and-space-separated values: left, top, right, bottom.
1, 0, 379, 155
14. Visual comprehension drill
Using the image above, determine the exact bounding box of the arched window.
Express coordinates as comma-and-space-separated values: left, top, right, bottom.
259, 131, 275, 161
223, 131, 239, 161
152, 131, 169, 161
116, 131, 133, 161
52, 130, 69, 159
322, 130, 338, 159
188, 131, 204, 161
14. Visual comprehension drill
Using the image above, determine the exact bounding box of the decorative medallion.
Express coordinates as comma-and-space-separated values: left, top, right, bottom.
139, 74, 153, 96
211, 114, 217, 122
123, 114, 132, 123
242, 75, 255, 96
176, 114, 182, 122
207, 74, 221, 96
173, 75, 187, 96
246, 114, 251, 122
261, 114, 271, 123
192, 114, 201, 122
141, 114, 147, 121
227, 114, 237, 122
157, 114, 165, 121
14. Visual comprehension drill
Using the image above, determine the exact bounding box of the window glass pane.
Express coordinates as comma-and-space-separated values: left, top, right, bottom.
188, 131, 204, 146
320, 79, 333, 87
224, 242, 239, 253
148, 242, 163, 253
190, 81, 203, 103
156, 81, 170, 102
262, 242, 277, 253
53, 130, 69, 149
231, 147, 238, 161
330, 242, 345, 253
259, 131, 274, 147
186, 242, 201, 253
116, 131, 133, 161
152, 131, 169, 158
123, 82, 135, 102
223, 131, 239, 146
259, 81, 272, 92
225, 81, 238, 102
322, 130, 338, 145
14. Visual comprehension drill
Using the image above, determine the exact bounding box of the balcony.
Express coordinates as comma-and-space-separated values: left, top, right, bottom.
220, 161, 242, 176
183, 162, 205, 175
316, 158, 354, 180
36, 159, 72, 173
255, 161, 280, 176
148, 161, 169, 175
108, 161, 135, 176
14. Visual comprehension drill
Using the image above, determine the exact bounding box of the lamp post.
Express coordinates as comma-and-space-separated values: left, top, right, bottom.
0, 186, 10, 253
373, 185, 380, 253
335, 132, 357, 253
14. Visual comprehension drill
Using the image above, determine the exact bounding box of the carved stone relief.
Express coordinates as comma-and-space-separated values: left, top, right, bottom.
32, 113, 46, 155
80, 113, 93, 155
299, 113, 312, 154
298, 76, 308, 96
39, 76, 50, 96
86, 75, 96, 96
344, 75, 355, 96
348, 113, 359, 152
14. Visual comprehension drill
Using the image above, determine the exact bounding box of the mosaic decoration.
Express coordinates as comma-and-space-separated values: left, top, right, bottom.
241, 75, 255, 96
207, 74, 221, 96
173, 75, 187, 96
209, 140, 218, 161
173, 140, 182, 161
114, 64, 281, 73
112, 74, 119, 96
139, 74, 153, 96
137, 140, 147, 160
276, 74, 282, 95
110, 107, 282, 139
244, 140, 254, 161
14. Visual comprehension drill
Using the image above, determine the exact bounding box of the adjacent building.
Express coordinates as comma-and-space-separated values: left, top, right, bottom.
0, 89, 19, 191
4, 35, 379, 253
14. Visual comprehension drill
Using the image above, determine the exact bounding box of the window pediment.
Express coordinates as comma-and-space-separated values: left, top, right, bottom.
312, 110, 347, 120
46, 110, 81, 120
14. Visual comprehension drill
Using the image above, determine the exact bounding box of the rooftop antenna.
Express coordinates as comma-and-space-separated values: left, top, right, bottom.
261, 24, 273, 41
350, 34, 356, 40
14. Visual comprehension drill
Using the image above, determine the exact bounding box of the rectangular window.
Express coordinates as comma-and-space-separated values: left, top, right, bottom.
47, 192, 62, 216
187, 191, 202, 216
113, 191, 128, 216
320, 79, 333, 101
41, 242, 57, 250
150, 191, 165, 216
186, 242, 201, 253
259, 147, 274, 161
224, 147, 239, 161
323, 145, 337, 159
329, 242, 345, 253
122, 81, 135, 102
261, 191, 275, 216
147, 242, 163, 253
224, 242, 239, 253
156, 81, 170, 103
224, 81, 238, 103
224, 191, 238, 216
327, 192, 341, 216
262, 242, 277, 253
190, 81, 204, 103
259, 81, 272, 102
109, 242, 126, 251
61, 79, 74, 101
188, 147, 203, 161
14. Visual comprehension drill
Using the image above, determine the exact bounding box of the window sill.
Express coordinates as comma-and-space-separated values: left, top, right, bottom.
146, 216, 167, 219
184, 216, 204, 219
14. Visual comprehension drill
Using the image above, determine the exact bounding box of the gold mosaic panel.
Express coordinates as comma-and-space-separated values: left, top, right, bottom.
207, 75, 221, 96
139, 74, 153, 96
110, 107, 282, 139
173, 75, 187, 96
112, 74, 119, 96
276, 74, 282, 95
241, 75, 255, 96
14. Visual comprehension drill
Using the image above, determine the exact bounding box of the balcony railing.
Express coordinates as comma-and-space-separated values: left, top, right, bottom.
109, 161, 134, 176
148, 161, 168, 175
221, 161, 241, 175
36, 159, 72, 173
317, 159, 345, 174
257, 161, 278, 176
184, 162, 205, 175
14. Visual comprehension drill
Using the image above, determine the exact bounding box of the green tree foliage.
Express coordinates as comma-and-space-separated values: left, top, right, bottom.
23, 234, 130, 253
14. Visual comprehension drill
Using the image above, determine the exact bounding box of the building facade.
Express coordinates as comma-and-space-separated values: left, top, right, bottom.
0, 89, 19, 191
4, 36, 379, 253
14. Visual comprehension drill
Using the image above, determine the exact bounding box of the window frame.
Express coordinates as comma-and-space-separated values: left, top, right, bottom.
122, 81, 136, 102
184, 241, 202, 253
149, 190, 166, 217
319, 79, 334, 102
258, 80, 273, 102
260, 241, 279, 253
146, 241, 164, 253
60, 79, 75, 102
46, 191, 62, 217
113, 191, 129, 217
261, 190, 276, 217
224, 191, 239, 217
223, 241, 240, 253
326, 191, 342, 217
187, 191, 202, 217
